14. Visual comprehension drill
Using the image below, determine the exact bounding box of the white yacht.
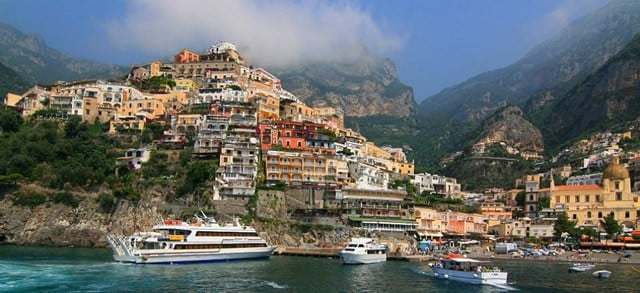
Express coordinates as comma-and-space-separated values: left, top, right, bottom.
430, 254, 508, 285
340, 238, 387, 264
106, 213, 274, 264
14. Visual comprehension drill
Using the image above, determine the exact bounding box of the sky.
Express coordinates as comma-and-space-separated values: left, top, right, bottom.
0, 0, 609, 102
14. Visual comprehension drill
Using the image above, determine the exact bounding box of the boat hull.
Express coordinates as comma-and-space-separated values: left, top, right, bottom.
112, 247, 274, 264
432, 267, 508, 285
341, 252, 386, 265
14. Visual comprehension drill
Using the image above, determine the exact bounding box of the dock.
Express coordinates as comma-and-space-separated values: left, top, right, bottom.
274, 246, 341, 257
274, 246, 435, 262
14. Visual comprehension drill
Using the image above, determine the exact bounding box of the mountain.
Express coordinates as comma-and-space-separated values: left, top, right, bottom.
274, 53, 417, 117
0, 23, 128, 84
533, 32, 640, 148
0, 62, 29, 98
420, 0, 640, 123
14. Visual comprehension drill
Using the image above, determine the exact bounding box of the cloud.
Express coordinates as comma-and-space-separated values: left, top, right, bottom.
529, 0, 609, 45
105, 0, 403, 66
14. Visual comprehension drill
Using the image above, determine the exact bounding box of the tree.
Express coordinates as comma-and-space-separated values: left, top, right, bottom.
0, 108, 23, 133
554, 212, 576, 241
515, 191, 526, 207
603, 213, 621, 241
539, 196, 550, 208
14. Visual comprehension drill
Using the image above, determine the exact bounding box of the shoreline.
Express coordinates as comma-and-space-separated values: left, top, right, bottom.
469, 252, 640, 265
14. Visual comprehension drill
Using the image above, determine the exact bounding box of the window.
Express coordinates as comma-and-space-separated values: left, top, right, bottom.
598, 212, 602, 218
529, 195, 534, 201
615, 181, 620, 190
587, 211, 592, 218
625, 211, 630, 218
572, 214, 577, 220
585, 195, 590, 202
595, 195, 600, 202
555, 196, 560, 203
575, 195, 580, 203
616, 192, 622, 201
565, 196, 570, 203
85, 109, 90, 115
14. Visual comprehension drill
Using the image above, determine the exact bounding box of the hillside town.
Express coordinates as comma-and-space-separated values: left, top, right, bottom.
3, 41, 640, 252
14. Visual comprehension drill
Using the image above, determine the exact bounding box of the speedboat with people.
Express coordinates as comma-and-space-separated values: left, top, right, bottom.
106, 212, 274, 264
429, 254, 508, 285
340, 238, 388, 264
569, 263, 595, 273
592, 270, 611, 278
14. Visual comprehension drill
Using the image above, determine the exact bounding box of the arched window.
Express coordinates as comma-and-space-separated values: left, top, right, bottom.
598, 212, 602, 218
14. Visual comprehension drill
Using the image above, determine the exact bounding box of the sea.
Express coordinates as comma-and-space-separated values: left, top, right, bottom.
0, 245, 636, 292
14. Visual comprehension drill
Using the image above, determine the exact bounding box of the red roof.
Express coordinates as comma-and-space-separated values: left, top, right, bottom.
553, 184, 603, 191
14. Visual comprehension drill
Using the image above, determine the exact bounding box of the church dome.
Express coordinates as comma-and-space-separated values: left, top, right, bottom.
603, 157, 629, 180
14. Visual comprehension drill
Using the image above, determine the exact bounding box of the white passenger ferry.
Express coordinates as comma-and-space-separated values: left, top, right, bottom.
107, 213, 274, 264
340, 238, 387, 264
430, 254, 508, 285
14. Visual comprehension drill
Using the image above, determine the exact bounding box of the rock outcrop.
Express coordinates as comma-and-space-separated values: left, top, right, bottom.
477, 106, 544, 152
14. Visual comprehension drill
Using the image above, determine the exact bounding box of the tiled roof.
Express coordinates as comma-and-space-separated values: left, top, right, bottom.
553, 184, 603, 191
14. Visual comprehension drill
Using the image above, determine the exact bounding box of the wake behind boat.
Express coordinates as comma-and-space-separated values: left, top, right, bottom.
106, 212, 274, 264
429, 254, 508, 285
340, 238, 387, 264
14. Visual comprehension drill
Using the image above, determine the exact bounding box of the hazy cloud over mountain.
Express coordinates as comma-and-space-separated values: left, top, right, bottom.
105, 0, 403, 66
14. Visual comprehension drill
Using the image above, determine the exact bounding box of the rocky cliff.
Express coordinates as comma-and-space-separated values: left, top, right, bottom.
476, 106, 544, 152
274, 54, 417, 117
0, 23, 128, 84
0, 185, 163, 247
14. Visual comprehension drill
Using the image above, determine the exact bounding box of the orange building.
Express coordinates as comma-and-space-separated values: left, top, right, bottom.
174, 49, 200, 63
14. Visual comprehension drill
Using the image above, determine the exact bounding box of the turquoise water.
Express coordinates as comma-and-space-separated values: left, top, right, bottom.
0, 245, 636, 292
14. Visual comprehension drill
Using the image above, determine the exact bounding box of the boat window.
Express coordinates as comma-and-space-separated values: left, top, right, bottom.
195, 231, 259, 237
173, 243, 268, 250
344, 248, 355, 251
347, 244, 357, 248
358, 244, 365, 248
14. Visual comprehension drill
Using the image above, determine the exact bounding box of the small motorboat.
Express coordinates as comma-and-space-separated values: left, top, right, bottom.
569, 263, 595, 273
592, 270, 611, 278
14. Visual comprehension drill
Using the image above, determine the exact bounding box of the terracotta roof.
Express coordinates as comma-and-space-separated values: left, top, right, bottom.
553, 184, 603, 191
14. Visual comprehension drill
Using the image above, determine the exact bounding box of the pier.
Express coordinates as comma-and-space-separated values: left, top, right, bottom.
273, 246, 434, 262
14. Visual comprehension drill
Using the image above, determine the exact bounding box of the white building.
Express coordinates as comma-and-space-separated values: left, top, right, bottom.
348, 161, 390, 191
121, 148, 151, 169
566, 173, 603, 186
409, 173, 461, 196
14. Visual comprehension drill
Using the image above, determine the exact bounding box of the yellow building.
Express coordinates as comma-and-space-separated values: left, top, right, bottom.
280, 101, 318, 122
3, 92, 22, 106
550, 157, 640, 228
265, 150, 348, 184
175, 113, 201, 132
149, 61, 162, 77
254, 94, 280, 121
174, 79, 197, 92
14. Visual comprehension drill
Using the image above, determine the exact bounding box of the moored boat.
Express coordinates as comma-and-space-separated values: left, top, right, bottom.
340, 238, 387, 264
429, 254, 508, 285
106, 212, 274, 264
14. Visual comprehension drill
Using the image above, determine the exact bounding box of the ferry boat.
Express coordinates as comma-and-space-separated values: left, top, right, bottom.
106, 213, 274, 264
340, 238, 387, 264
429, 254, 508, 285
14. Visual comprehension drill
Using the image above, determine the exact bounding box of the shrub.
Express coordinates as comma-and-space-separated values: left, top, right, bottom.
50, 191, 80, 208
12, 191, 47, 208
98, 193, 116, 213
